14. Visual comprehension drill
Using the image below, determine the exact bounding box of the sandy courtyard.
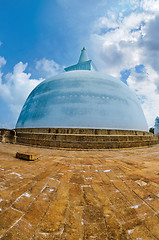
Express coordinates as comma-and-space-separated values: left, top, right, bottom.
0, 143, 159, 239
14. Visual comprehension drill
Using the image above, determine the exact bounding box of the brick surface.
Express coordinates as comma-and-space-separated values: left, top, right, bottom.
0, 142, 159, 239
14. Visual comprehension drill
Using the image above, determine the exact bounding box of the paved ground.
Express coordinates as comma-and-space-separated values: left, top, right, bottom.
0, 143, 159, 239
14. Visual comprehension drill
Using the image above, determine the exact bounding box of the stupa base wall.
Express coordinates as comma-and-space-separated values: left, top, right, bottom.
0, 129, 16, 144
1, 128, 159, 149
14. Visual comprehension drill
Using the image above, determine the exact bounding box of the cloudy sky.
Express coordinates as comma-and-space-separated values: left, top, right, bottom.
0, 0, 159, 129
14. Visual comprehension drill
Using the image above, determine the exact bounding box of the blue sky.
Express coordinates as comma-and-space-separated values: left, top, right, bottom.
0, 0, 159, 128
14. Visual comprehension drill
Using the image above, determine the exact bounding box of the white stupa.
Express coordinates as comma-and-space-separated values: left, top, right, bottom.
154, 116, 159, 135
16, 48, 148, 131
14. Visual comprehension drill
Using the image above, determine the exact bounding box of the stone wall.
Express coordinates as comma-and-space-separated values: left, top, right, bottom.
16, 127, 152, 136
15, 128, 158, 149
1, 128, 158, 149
0, 129, 16, 144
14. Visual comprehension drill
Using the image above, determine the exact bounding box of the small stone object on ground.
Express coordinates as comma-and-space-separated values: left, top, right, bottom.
16, 152, 39, 161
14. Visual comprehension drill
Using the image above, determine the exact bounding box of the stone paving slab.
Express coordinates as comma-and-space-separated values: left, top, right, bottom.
0, 143, 159, 239
16, 152, 39, 161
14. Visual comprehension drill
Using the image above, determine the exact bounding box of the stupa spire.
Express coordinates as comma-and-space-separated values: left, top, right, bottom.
78, 47, 89, 63
64, 47, 97, 72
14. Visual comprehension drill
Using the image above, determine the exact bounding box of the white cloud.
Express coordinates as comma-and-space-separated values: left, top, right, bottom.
0, 57, 63, 127
0, 56, 6, 68
90, 5, 159, 127
35, 58, 62, 78
94, 14, 119, 33
0, 56, 6, 81
0, 61, 43, 122
0, 122, 11, 129
139, 15, 159, 74
91, 11, 154, 76
127, 66, 159, 127
141, 0, 159, 12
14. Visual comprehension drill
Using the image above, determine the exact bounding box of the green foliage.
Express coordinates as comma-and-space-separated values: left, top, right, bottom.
149, 127, 154, 134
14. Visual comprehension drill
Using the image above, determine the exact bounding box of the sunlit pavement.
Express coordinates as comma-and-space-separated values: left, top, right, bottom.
0, 143, 159, 239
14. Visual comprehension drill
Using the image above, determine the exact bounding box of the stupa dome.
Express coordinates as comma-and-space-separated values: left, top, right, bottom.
16, 48, 148, 131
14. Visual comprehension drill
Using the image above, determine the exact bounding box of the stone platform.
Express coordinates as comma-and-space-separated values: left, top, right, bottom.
15, 128, 159, 149
0, 143, 159, 239
1, 128, 159, 149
